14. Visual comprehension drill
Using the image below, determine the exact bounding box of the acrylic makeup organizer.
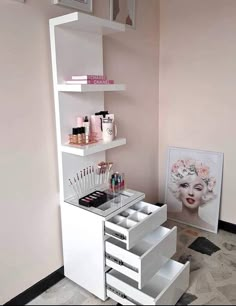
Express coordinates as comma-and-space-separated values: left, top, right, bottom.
68, 163, 113, 199
49, 12, 189, 305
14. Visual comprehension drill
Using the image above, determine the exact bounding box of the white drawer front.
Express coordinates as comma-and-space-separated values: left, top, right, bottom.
105, 226, 177, 289
105, 202, 167, 250
106, 259, 190, 305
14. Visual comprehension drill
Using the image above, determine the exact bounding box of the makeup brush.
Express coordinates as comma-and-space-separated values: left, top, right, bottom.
89, 166, 92, 188
69, 179, 79, 198
98, 161, 106, 185
76, 173, 82, 195
96, 167, 100, 186
80, 170, 84, 194
92, 165, 95, 187
83, 168, 86, 193
106, 162, 113, 184
74, 177, 80, 197
97, 164, 101, 185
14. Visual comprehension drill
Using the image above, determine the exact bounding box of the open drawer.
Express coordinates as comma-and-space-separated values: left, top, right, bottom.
105, 226, 177, 289
106, 259, 190, 305
105, 202, 167, 250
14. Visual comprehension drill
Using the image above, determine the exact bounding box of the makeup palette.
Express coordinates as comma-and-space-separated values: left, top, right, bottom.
79, 190, 115, 208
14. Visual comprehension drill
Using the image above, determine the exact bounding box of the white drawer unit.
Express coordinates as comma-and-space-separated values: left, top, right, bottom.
105, 202, 167, 250
106, 260, 190, 305
60, 194, 189, 305
105, 226, 177, 289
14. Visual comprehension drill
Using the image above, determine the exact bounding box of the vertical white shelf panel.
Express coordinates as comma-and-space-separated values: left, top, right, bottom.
49, 12, 126, 301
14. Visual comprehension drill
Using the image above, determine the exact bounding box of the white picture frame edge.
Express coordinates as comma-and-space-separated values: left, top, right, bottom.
164, 146, 224, 234
109, 0, 136, 29
53, 0, 93, 13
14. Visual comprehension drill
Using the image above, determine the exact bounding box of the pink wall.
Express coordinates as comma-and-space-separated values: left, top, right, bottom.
0, 0, 74, 303
0, 0, 159, 303
159, 0, 236, 224
104, 0, 160, 203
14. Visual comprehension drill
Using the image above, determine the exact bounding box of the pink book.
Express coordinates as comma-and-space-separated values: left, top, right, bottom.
71, 75, 106, 80
65, 79, 114, 85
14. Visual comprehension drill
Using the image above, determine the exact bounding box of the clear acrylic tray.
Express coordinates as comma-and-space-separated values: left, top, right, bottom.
64, 189, 145, 218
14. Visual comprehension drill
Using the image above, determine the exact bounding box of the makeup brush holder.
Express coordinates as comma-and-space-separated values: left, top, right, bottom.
68, 162, 117, 209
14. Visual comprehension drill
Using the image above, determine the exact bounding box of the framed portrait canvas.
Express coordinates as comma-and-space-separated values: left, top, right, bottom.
110, 0, 135, 28
165, 147, 223, 233
53, 0, 93, 13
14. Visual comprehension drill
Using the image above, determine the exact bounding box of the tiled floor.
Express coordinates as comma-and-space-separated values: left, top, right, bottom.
28, 220, 236, 305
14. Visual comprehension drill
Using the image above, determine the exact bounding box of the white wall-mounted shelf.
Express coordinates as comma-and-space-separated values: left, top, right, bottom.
57, 84, 126, 92
60, 138, 126, 156
49, 12, 125, 35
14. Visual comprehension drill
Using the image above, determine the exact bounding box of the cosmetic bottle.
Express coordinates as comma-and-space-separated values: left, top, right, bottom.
77, 116, 84, 128
77, 128, 83, 145
83, 116, 90, 144
68, 134, 73, 144
95, 111, 109, 118
72, 128, 79, 144
90, 115, 102, 141
106, 114, 115, 121
80, 127, 86, 144
120, 173, 125, 190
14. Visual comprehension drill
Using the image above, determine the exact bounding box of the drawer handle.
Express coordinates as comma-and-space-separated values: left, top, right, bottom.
107, 285, 126, 299
106, 253, 123, 266
113, 232, 126, 240
107, 284, 141, 305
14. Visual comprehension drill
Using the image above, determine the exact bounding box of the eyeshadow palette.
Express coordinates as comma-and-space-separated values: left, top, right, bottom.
79, 190, 116, 208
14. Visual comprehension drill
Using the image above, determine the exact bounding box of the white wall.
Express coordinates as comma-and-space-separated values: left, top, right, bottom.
159, 0, 236, 224
0, 1, 74, 304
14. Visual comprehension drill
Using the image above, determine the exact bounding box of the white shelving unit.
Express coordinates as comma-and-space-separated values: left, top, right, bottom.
49, 12, 189, 305
49, 12, 126, 203
57, 84, 126, 92
60, 138, 126, 157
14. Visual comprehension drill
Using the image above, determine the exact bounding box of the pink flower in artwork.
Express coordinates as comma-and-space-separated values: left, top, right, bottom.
170, 158, 216, 192
176, 160, 185, 167
195, 160, 203, 169
171, 160, 185, 173
184, 159, 196, 168
171, 163, 179, 174
208, 177, 216, 191
197, 165, 210, 180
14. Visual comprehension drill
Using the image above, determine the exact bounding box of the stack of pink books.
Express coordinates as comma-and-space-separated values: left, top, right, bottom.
65, 75, 114, 85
